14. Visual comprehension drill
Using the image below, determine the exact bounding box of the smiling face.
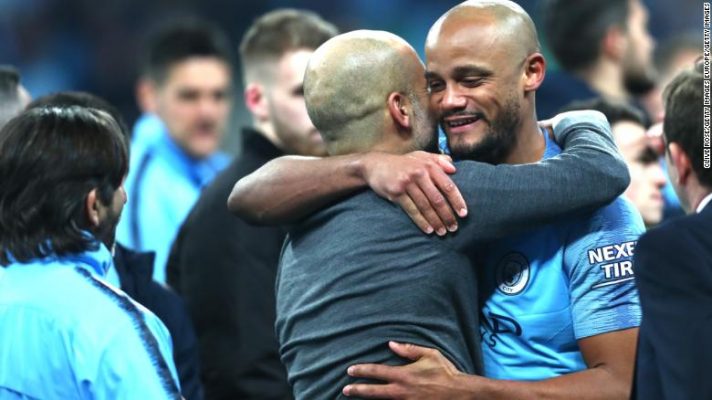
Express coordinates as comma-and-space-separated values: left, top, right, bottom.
424, 7, 537, 163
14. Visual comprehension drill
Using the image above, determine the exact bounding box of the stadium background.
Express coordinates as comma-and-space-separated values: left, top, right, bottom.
0, 0, 700, 154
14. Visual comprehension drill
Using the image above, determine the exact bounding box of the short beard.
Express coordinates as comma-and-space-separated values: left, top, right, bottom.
447, 96, 521, 164
624, 69, 656, 96
94, 206, 121, 252
622, 50, 657, 96
421, 131, 440, 154
410, 93, 440, 154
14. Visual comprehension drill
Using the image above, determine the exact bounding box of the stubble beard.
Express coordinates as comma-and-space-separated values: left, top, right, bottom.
447, 96, 522, 165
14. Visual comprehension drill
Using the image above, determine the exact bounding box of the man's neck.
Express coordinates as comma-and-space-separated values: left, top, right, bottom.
503, 118, 546, 165
577, 59, 629, 101
691, 188, 712, 214
253, 121, 285, 152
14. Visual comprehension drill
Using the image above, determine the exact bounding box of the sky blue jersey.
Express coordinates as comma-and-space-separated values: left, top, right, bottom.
116, 114, 229, 282
0, 242, 181, 399
479, 132, 644, 380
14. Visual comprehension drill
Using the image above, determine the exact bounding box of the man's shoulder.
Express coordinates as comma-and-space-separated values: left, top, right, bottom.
284, 191, 435, 261
190, 159, 245, 212
180, 157, 285, 241
295, 190, 408, 233
198, 151, 275, 206
569, 196, 645, 237
592, 196, 643, 221
635, 211, 712, 289
639, 210, 712, 254
0, 265, 137, 331
136, 151, 191, 185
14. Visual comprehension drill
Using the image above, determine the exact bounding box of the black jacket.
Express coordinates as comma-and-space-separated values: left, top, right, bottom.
167, 129, 291, 400
633, 202, 712, 399
114, 243, 203, 400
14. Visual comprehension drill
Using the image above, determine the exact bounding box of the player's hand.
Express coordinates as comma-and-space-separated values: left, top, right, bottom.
343, 341, 474, 399
361, 151, 467, 236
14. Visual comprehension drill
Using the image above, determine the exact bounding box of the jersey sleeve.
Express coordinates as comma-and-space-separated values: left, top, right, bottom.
445, 111, 629, 250
563, 197, 645, 340
82, 310, 181, 400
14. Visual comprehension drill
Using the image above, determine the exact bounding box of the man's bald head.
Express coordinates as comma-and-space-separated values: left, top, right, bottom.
305, 30, 427, 155
423, 0, 546, 164
427, 0, 539, 60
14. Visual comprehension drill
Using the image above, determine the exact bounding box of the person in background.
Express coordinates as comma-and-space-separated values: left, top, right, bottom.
655, 34, 701, 92
166, 9, 337, 400
116, 18, 233, 283
562, 98, 667, 228
27, 91, 203, 400
538, 0, 656, 122
650, 33, 701, 221
633, 60, 712, 400
0, 106, 181, 399
0, 65, 31, 129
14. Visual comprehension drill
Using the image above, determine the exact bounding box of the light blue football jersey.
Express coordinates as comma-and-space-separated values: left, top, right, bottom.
479, 132, 645, 380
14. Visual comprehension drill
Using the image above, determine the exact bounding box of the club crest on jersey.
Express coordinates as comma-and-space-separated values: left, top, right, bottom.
496, 252, 530, 295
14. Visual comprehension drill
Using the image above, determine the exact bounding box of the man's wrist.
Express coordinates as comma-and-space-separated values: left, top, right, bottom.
452, 372, 485, 399
347, 152, 371, 186
454, 373, 507, 400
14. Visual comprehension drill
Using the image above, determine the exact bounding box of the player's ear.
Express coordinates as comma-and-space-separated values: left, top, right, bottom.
245, 83, 269, 121
668, 142, 692, 185
387, 92, 412, 131
602, 25, 626, 61
84, 188, 101, 228
522, 53, 545, 92
136, 78, 157, 113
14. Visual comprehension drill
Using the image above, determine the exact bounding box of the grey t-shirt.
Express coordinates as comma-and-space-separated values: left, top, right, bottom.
276, 112, 627, 399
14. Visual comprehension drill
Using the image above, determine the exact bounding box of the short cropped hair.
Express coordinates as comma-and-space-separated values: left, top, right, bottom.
141, 19, 233, 85
560, 97, 647, 127
0, 106, 128, 265
541, 0, 629, 72
239, 9, 337, 82
663, 60, 712, 187
0, 65, 23, 128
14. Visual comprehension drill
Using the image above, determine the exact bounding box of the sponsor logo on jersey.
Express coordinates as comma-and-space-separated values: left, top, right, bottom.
496, 252, 530, 295
480, 311, 523, 348
587, 240, 637, 288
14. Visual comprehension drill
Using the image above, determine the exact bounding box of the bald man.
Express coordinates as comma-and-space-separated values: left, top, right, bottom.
229, 28, 629, 399
344, 2, 643, 399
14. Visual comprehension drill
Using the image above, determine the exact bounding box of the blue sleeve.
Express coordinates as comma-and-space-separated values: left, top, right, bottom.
75, 313, 181, 400
563, 197, 645, 340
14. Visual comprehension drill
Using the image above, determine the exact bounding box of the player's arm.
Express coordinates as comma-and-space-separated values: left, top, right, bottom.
227, 151, 466, 235
343, 333, 637, 400
90, 321, 183, 400
447, 110, 630, 244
